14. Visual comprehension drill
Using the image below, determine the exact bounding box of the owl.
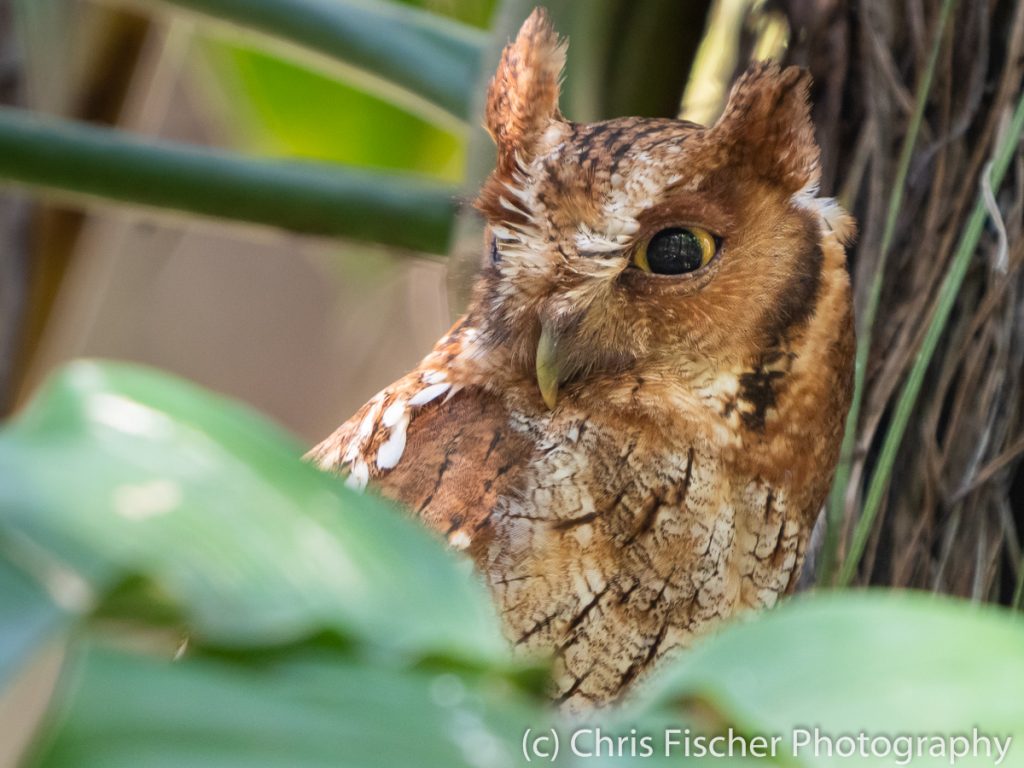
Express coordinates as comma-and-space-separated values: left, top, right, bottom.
309, 8, 855, 709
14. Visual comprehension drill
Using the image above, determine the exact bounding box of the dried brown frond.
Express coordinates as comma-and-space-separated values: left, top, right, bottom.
782, 0, 1024, 602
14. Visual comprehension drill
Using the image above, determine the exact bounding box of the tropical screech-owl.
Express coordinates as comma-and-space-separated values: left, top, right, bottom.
310, 8, 855, 709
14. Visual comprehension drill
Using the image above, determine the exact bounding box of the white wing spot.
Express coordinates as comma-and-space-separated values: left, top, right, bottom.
346, 460, 369, 492
376, 413, 410, 470
342, 441, 361, 463
409, 382, 451, 406
381, 399, 407, 428
357, 398, 383, 441
423, 370, 448, 385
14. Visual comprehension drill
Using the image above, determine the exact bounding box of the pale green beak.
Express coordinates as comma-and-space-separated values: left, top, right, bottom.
535, 323, 562, 409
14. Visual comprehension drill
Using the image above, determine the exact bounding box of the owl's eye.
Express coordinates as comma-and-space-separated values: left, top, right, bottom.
633, 227, 716, 275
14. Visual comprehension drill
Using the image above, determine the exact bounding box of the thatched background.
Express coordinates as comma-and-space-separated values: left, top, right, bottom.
778, 0, 1024, 600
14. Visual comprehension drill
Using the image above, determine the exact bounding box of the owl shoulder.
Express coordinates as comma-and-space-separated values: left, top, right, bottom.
307, 366, 533, 555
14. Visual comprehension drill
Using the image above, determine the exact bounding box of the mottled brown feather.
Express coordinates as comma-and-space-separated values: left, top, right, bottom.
369, 389, 532, 561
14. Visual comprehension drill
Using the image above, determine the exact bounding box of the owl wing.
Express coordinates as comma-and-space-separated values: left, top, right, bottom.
307, 372, 532, 558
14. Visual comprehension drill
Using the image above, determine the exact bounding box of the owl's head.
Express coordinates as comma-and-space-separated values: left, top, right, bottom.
472, 8, 853, 410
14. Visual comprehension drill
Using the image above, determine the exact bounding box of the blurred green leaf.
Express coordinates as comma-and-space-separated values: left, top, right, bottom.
409, 0, 496, 28
30, 642, 539, 768
5, 364, 1024, 767
160, 0, 486, 123
0, 555, 67, 689
632, 592, 1024, 766
0, 360, 507, 666
196, 39, 464, 180
0, 107, 457, 253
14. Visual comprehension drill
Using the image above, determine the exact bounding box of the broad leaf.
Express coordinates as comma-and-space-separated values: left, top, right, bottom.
0, 555, 67, 688
160, 0, 486, 122
30, 642, 540, 768
0, 361, 508, 667
631, 592, 1024, 767
196, 39, 464, 180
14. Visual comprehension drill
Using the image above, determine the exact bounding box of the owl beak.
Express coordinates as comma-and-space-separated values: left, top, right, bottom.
536, 323, 562, 410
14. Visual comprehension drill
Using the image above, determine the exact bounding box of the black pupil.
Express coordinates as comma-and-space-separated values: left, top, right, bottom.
646, 228, 706, 274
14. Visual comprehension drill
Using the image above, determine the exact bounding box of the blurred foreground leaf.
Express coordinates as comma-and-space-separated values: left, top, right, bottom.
0, 360, 506, 666
632, 593, 1024, 767
197, 39, 464, 179
30, 643, 538, 768
3, 363, 1024, 767
0, 556, 67, 687
160, 0, 485, 123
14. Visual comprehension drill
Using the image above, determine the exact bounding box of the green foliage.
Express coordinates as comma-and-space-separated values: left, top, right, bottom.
0, 557, 67, 687
33, 644, 539, 768
0, 108, 457, 252
197, 40, 464, 179
161, 0, 486, 122
639, 595, 1024, 744
0, 361, 507, 666
1, 362, 1023, 766
1, 0, 475, 252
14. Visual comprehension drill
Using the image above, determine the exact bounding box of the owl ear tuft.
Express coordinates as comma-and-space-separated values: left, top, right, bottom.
485, 7, 566, 175
711, 62, 820, 194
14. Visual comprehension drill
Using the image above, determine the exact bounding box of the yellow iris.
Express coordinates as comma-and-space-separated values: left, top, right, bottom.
633, 226, 716, 274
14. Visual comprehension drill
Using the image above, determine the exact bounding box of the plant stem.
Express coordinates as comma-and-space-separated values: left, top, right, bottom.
0, 107, 457, 254
157, 0, 485, 123
836, 88, 1024, 587
819, 0, 957, 585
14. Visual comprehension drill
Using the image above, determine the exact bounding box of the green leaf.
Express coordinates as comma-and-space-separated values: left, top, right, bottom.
159, 0, 486, 123
196, 39, 464, 180
632, 592, 1024, 766
30, 642, 539, 768
0, 361, 507, 666
0, 555, 67, 689
0, 107, 457, 254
